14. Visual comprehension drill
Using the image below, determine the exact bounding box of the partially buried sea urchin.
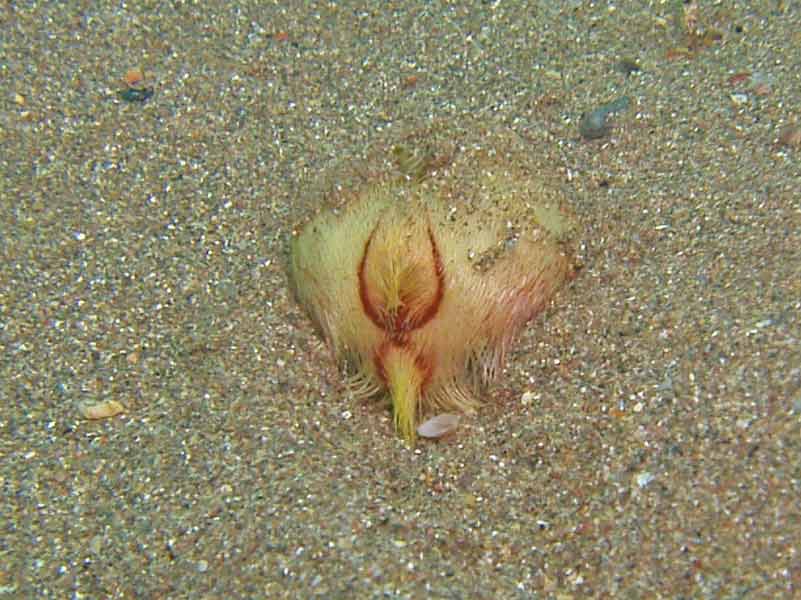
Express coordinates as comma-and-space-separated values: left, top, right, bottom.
289, 126, 578, 445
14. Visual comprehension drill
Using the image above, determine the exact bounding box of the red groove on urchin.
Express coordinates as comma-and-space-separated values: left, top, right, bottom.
405, 225, 445, 332
357, 227, 382, 329
415, 350, 434, 393
373, 339, 390, 384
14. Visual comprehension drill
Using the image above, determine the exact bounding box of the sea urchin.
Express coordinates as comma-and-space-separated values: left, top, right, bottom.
289, 128, 577, 445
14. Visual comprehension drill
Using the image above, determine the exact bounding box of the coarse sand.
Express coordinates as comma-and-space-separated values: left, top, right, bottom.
1, 2, 800, 598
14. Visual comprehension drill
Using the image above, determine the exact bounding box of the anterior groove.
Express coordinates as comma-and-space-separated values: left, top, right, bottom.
357, 223, 444, 336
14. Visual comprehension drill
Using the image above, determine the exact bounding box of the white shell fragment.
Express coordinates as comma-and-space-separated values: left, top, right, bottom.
79, 400, 125, 420
416, 413, 460, 439
635, 471, 655, 489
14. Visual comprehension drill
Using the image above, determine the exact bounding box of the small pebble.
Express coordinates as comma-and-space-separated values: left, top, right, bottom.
124, 68, 145, 87
730, 93, 749, 106
79, 399, 124, 420
579, 96, 630, 140
616, 58, 641, 76
778, 124, 801, 148
118, 87, 154, 103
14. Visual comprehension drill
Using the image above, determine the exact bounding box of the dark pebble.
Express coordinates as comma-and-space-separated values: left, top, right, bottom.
118, 87, 154, 103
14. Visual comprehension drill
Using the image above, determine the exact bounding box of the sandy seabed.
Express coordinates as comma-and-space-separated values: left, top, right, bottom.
2, 2, 800, 598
